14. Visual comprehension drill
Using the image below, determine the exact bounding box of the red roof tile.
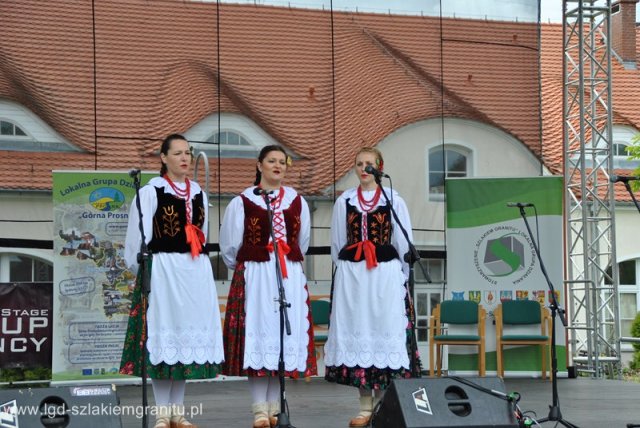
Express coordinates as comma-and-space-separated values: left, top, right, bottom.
0, 1, 638, 202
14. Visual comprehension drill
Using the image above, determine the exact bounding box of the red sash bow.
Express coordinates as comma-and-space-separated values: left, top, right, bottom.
267, 239, 291, 278
185, 223, 205, 259
346, 239, 378, 270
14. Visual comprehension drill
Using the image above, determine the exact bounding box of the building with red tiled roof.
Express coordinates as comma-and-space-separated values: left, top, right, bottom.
1, 0, 640, 359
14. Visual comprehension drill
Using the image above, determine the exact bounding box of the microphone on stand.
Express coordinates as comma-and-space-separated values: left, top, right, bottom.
128, 169, 141, 178
610, 174, 640, 183
506, 202, 535, 208
364, 165, 390, 179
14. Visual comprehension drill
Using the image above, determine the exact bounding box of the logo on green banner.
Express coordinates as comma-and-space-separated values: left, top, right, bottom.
473, 225, 536, 285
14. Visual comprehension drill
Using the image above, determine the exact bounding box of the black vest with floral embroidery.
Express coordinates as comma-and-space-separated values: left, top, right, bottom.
338, 199, 399, 262
148, 186, 206, 254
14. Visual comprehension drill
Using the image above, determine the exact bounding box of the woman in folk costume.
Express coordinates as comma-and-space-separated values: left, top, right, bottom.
220, 145, 317, 428
120, 134, 224, 428
324, 147, 420, 427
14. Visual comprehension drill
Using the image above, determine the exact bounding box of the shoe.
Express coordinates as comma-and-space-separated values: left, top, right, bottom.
349, 415, 371, 427
153, 417, 170, 428
267, 400, 280, 427
349, 394, 373, 427
170, 415, 198, 428
252, 402, 271, 428
252, 417, 270, 428
348, 413, 372, 427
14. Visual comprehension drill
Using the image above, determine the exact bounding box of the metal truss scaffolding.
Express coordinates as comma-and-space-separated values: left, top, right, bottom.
563, 0, 621, 378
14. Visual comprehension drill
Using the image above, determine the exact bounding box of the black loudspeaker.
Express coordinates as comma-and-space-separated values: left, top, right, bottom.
371, 377, 519, 428
0, 385, 122, 427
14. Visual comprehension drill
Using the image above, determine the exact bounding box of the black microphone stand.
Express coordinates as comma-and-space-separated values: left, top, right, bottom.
618, 181, 640, 428
373, 174, 430, 377
619, 180, 640, 214
258, 189, 296, 428
515, 206, 578, 428
131, 171, 151, 428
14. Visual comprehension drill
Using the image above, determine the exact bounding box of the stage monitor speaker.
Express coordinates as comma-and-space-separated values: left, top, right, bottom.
371, 377, 519, 428
0, 384, 122, 428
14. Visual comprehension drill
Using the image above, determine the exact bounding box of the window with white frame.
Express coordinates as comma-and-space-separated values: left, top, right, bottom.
428, 145, 470, 199
588, 126, 640, 169
184, 113, 278, 159
0, 100, 79, 152
207, 130, 254, 151
618, 260, 638, 341
0, 253, 53, 283
613, 142, 630, 157
606, 259, 639, 342
0, 119, 28, 137
190, 130, 258, 158
414, 258, 445, 345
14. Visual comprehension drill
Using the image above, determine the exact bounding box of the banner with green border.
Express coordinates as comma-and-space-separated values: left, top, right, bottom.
52, 171, 152, 382
445, 176, 566, 376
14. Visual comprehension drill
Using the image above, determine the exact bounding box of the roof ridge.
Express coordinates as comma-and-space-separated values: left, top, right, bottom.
359, 26, 491, 123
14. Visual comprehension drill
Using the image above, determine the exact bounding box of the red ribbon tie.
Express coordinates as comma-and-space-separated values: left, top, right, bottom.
185, 223, 205, 259
267, 239, 291, 278
346, 239, 378, 270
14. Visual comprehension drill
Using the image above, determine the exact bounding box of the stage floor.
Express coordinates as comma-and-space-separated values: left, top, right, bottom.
116, 376, 640, 427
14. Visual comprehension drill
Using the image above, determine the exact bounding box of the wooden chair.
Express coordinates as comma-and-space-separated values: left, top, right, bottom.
309, 299, 331, 380
301, 299, 331, 381
495, 299, 552, 380
429, 300, 486, 377
311, 299, 330, 347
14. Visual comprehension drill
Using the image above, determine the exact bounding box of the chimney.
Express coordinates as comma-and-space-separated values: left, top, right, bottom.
611, 0, 638, 66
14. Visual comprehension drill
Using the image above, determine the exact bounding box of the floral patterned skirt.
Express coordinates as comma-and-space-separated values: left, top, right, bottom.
222, 262, 318, 378
119, 261, 221, 380
324, 293, 422, 390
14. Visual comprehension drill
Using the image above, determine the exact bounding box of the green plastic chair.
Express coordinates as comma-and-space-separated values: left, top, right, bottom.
495, 299, 551, 380
429, 300, 486, 377
311, 299, 330, 345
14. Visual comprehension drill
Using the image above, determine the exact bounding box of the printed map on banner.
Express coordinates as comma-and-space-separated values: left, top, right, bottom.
52, 171, 151, 381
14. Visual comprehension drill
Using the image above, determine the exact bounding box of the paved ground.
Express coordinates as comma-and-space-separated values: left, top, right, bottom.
115, 375, 640, 428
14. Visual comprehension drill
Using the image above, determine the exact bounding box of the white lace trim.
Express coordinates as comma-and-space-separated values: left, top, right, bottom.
324, 330, 409, 370
148, 327, 224, 365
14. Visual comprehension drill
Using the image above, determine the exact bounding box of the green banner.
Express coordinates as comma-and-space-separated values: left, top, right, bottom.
445, 176, 566, 377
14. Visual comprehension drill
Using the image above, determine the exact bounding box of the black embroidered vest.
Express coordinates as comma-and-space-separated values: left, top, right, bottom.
148, 186, 206, 254
338, 199, 399, 262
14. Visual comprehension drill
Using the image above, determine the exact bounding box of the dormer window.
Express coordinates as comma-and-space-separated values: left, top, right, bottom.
0, 100, 80, 152
189, 130, 257, 158
0, 120, 28, 137
184, 113, 280, 159
207, 130, 252, 148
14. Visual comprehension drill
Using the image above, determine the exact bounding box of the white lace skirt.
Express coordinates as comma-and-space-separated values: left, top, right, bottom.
242, 258, 310, 372
324, 258, 409, 370
146, 252, 224, 365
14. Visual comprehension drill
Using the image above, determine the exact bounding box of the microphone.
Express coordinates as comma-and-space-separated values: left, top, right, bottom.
507, 202, 534, 208
128, 169, 140, 177
364, 165, 389, 178
610, 174, 640, 183
253, 187, 273, 196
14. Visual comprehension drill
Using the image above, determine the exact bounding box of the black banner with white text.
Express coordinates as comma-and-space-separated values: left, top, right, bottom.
0, 282, 53, 369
